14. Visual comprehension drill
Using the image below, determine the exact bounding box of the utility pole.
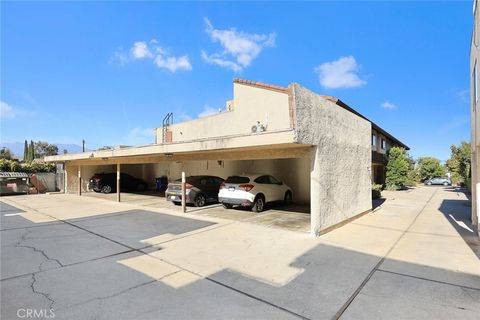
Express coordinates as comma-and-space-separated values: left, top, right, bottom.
82, 140, 85, 152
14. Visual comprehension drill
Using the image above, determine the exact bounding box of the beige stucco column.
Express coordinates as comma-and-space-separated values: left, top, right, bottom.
77, 165, 81, 196
117, 163, 121, 202
310, 147, 321, 235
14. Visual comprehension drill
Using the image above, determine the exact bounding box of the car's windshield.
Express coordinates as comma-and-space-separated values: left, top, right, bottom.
225, 176, 250, 183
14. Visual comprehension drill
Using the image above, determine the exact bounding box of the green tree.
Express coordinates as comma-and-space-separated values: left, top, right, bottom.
446, 141, 471, 185
417, 157, 445, 182
23, 140, 28, 162
28, 140, 34, 162
0, 147, 13, 160
385, 147, 410, 190
34, 141, 58, 158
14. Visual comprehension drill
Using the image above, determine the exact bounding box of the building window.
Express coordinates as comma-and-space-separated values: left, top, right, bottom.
372, 134, 377, 147
381, 139, 386, 150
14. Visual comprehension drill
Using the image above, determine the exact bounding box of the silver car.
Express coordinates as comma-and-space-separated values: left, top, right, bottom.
165, 175, 224, 207
425, 177, 451, 186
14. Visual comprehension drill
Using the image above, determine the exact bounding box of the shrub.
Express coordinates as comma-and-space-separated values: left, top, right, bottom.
385, 147, 410, 190
0, 160, 56, 173
372, 184, 382, 199
466, 177, 472, 193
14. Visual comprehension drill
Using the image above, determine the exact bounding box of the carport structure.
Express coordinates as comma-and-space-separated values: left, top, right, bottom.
46, 78, 402, 235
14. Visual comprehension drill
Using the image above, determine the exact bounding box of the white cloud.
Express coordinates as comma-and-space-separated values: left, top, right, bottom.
0, 101, 35, 120
176, 112, 193, 122
112, 40, 191, 72
202, 17, 276, 72
201, 51, 242, 73
314, 56, 367, 89
381, 101, 397, 109
111, 48, 129, 65
131, 41, 153, 59
198, 105, 221, 118
154, 55, 192, 72
0, 101, 15, 119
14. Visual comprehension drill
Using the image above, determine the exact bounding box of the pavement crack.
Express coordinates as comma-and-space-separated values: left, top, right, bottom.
11, 228, 64, 270
58, 279, 158, 312
30, 273, 55, 309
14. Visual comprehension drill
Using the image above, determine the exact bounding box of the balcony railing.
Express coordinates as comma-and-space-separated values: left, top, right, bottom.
372, 151, 387, 164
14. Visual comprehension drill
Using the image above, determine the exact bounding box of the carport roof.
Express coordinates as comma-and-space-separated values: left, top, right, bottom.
45, 130, 311, 165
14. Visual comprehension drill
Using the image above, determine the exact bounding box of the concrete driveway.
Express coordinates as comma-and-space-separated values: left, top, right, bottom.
1, 186, 479, 319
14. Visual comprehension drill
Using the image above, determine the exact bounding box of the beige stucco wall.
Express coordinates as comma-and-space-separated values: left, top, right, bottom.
471, 0, 480, 235
155, 82, 291, 143
292, 83, 372, 235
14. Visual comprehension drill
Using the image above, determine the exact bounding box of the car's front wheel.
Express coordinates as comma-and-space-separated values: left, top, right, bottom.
194, 194, 206, 207
284, 191, 293, 205
252, 196, 265, 213
101, 185, 112, 194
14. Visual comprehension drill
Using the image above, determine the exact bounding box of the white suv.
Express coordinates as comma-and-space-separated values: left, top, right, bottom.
218, 173, 293, 213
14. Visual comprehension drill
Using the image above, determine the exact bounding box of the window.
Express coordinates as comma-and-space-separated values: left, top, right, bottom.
268, 175, 281, 185
372, 134, 377, 146
226, 176, 250, 183
212, 177, 224, 184
254, 175, 270, 184
381, 139, 386, 150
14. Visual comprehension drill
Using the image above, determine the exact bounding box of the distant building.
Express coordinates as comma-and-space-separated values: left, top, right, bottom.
471, 0, 480, 236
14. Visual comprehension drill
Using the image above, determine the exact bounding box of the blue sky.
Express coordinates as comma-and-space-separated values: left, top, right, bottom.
0, 1, 472, 160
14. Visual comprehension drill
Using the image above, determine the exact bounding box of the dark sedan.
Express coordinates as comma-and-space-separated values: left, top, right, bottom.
89, 173, 148, 193
166, 175, 224, 207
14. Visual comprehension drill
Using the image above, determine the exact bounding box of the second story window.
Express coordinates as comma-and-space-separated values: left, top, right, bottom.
381, 139, 386, 150
372, 134, 376, 147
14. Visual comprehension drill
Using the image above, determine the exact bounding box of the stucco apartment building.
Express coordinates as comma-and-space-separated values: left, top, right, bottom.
46, 78, 407, 236
471, 0, 480, 236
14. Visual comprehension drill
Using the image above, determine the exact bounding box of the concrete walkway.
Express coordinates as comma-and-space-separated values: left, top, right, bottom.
1, 186, 479, 319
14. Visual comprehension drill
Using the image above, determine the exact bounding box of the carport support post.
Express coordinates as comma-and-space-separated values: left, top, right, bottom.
117, 163, 121, 202
181, 171, 186, 213
77, 165, 81, 196
64, 163, 68, 194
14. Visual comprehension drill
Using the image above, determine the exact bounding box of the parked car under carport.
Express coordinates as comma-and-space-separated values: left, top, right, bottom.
89, 173, 148, 193
166, 175, 224, 207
